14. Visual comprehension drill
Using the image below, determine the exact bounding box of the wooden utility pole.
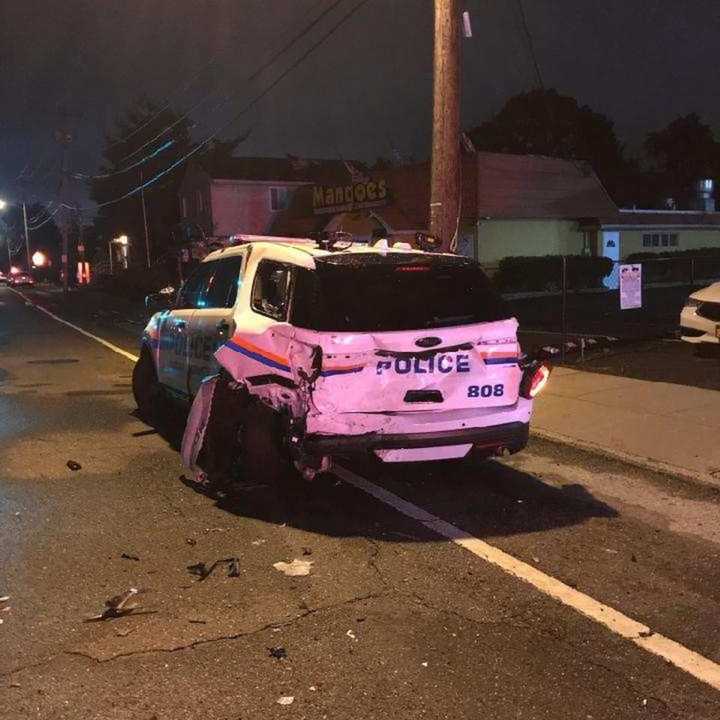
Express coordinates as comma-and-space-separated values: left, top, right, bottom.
430, 0, 461, 253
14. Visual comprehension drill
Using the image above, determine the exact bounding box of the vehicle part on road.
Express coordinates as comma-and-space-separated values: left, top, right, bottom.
269, 646, 287, 660
187, 557, 241, 581
132, 345, 167, 423
277, 696, 295, 706
66, 460, 82, 471
273, 558, 313, 576
86, 588, 144, 621
120, 553, 140, 561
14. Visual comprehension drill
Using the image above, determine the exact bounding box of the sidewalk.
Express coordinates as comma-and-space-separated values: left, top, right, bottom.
533, 366, 720, 487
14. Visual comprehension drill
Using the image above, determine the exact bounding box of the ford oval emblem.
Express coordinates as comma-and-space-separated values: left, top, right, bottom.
415, 336, 442, 348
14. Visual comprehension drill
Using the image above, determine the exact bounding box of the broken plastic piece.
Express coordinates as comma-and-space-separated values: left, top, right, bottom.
269, 646, 287, 660
277, 696, 294, 706
273, 559, 313, 576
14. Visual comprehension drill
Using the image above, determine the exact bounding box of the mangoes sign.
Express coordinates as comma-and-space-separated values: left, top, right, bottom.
312, 179, 388, 214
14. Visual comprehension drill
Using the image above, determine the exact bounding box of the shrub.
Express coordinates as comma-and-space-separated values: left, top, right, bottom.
492, 255, 613, 293
625, 247, 720, 284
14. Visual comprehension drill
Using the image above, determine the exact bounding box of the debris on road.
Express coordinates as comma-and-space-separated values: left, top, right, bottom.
66, 460, 82, 471
346, 629, 357, 641
277, 696, 295, 706
187, 557, 241, 581
302, 547, 312, 556
86, 588, 146, 621
269, 646, 287, 660
120, 553, 140, 561
273, 559, 313, 577
251, 539, 267, 546
186, 538, 197, 546
0, 595, 9, 603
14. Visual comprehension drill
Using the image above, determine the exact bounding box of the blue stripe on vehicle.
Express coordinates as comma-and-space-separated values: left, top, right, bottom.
483, 357, 518, 365
320, 366, 364, 377
224, 340, 291, 373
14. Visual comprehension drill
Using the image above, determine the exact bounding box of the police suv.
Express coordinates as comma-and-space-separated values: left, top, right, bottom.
133, 236, 549, 479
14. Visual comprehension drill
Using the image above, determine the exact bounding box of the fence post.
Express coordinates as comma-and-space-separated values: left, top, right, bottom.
691, 257, 696, 286
560, 255, 567, 363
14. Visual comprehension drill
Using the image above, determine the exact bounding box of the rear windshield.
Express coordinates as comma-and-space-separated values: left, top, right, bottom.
292, 253, 508, 332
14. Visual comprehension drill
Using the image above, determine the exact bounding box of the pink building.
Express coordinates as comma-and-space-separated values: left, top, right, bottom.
178, 157, 363, 243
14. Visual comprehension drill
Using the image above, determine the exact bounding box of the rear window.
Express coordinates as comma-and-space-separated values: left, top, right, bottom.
292, 253, 508, 332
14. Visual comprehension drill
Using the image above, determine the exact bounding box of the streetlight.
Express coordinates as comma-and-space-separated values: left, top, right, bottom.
32, 251, 46, 267
0, 197, 32, 271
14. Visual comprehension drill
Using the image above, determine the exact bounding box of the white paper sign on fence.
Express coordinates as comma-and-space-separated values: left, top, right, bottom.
619, 264, 642, 310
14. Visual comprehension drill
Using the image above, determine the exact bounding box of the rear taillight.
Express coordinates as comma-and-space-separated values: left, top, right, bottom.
520, 363, 550, 399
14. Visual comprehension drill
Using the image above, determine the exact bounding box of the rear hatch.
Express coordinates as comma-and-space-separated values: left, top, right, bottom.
291, 252, 522, 414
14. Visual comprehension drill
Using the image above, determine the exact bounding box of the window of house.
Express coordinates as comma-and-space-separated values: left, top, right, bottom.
251, 260, 293, 320
181, 196, 188, 218
269, 187, 289, 211
196, 189, 204, 213
643, 232, 679, 249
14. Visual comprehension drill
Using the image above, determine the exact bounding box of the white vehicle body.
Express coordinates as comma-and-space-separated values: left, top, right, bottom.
140, 238, 546, 465
680, 281, 720, 345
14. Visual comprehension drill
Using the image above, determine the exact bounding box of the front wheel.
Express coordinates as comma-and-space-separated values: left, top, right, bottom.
132, 346, 163, 422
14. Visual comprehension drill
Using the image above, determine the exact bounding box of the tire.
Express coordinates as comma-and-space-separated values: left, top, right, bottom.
239, 401, 294, 486
132, 346, 163, 422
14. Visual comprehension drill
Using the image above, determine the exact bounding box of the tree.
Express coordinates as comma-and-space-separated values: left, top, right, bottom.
89, 97, 247, 266
89, 97, 195, 266
469, 88, 632, 203
644, 114, 720, 205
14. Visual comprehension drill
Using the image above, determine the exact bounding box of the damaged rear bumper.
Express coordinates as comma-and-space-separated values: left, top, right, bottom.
302, 421, 529, 456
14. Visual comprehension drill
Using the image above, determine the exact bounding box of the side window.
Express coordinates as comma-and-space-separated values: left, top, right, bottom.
204, 256, 244, 309
251, 260, 293, 321
176, 262, 216, 309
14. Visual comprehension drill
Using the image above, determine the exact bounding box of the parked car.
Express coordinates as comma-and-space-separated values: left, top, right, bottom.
9, 272, 35, 287
680, 281, 720, 347
0, 271, 8, 285
133, 237, 550, 481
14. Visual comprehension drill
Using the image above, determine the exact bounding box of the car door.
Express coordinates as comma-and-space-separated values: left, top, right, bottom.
157, 261, 216, 398
186, 253, 246, 396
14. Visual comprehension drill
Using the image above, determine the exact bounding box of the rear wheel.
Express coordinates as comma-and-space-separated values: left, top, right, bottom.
132, 346, 163, 422
239, 401, 295, 487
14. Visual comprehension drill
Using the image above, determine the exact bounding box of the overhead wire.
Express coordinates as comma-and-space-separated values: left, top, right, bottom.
115, 0, 347, 167
89, 0, 373, 211
105, 0, 330, 152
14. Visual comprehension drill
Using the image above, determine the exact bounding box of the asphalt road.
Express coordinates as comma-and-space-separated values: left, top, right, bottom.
2, 286, 720, 719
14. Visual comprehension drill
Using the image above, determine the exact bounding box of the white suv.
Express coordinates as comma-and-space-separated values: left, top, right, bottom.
133, 237, 549, 479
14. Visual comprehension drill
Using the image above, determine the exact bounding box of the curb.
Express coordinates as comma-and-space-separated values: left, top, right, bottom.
531, 427, 720, 492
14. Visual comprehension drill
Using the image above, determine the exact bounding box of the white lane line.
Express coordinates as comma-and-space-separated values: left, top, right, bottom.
334, 465, 720, 693
14, 288, 720, 693
11, 289, 140, 363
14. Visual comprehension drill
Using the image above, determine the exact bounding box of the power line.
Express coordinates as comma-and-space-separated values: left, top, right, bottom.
105, 0, 330, 153
73, 139, 175, 181
515, 0, 544, 90
116, 0, 348, 167
89, 0, 373, 212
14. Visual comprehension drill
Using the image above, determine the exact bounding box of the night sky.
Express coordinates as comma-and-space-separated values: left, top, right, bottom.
1, 0, 718, 208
